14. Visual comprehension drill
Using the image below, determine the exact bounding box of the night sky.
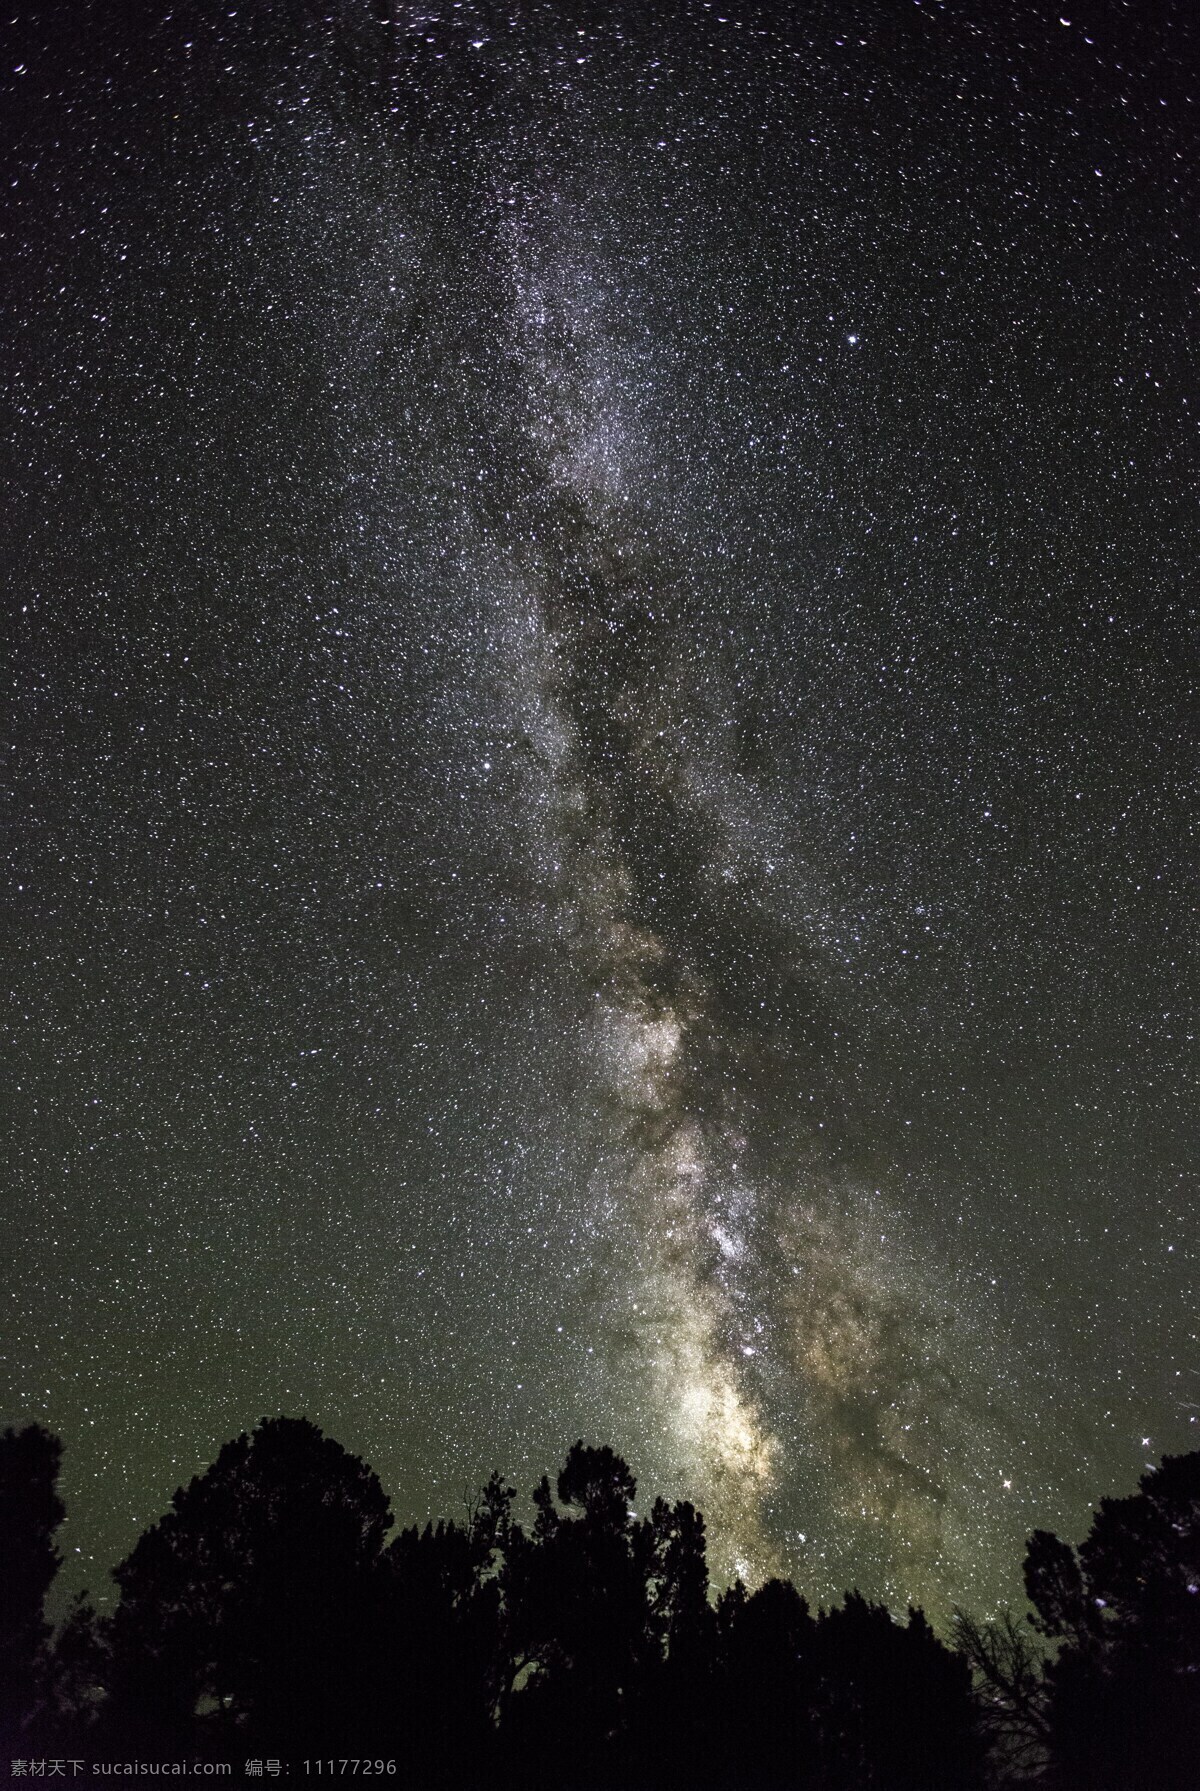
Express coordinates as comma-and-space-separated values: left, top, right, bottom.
5, 0, 1197, 1627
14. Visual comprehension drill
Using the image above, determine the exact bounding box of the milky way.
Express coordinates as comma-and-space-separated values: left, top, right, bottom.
5, 0, 1196, 1625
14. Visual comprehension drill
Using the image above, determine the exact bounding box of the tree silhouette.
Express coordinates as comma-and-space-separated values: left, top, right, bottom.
717, 1576, 816, 1788
810, 1594, 984, 1790
378, 1473, 511, 1783
499, 1442, 658, 1785
101, 1415, 392, 1752
0, 1424, 66, 1747
28, 1420, 1196, 1785
1024, 1449, 1200, 1790
1025, 1527, 1099, 1648
651, 1496, 714, 1666
953, 1608, 1050, 1782
34, 1591, 106, 1749
623, 1496, 718, 1788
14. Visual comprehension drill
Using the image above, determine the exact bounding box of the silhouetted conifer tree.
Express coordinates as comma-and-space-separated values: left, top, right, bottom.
30, 1419, 1196, 1787
1025, 1449, 1200, 1790
624, 1496, 717, 1788
709, 1577, 816, 1787
100, 1416, 392, 1753
499, 1442, 656, 1786
810, 1594, 984, 1790
33, 1591, 106, 1749
379, 1473, 511, 1784
0, 1424, 66, 1747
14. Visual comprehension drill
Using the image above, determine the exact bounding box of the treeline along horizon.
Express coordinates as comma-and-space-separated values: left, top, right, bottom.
1, 1418, 1196, 1788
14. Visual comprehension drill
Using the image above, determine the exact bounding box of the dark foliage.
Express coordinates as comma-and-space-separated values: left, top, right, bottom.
0, 1424, 66, 1748
12, 1421, 1198, 1787
808, 1595, 982, 1790
1022, 1450, 1200, 1790
100, 1416, 393, 1753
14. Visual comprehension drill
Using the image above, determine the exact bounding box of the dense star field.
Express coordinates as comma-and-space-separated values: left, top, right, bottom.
5, 0, 1197, 1626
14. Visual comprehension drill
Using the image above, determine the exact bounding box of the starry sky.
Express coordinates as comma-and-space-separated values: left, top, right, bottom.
5, 0, 1197, 1626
